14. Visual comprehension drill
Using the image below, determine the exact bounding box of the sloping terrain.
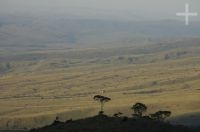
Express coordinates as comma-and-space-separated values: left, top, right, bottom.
0, 39, 200, 129
30, 115, 200, 132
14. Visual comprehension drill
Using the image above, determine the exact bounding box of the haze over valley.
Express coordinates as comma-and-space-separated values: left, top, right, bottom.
0, 0, 200, 131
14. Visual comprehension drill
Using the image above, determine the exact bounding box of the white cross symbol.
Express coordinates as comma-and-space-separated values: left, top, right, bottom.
176, 3, 198, 25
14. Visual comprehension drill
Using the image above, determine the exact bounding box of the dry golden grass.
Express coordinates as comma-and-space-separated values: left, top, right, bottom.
0, 45, 200, 129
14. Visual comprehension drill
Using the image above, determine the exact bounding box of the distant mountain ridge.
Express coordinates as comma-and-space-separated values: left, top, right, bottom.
0, 14, 200, 48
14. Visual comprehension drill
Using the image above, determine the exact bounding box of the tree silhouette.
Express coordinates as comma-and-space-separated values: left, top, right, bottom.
131, 102, 147, 118
150, 111, 171, 121
113, 112, 123, 117
93, 95, 111, 114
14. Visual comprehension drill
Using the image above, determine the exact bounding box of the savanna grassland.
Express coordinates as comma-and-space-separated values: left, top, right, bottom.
0, 38, 200, 129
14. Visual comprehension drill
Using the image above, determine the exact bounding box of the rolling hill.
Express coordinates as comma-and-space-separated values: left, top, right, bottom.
0, 38, 200, 129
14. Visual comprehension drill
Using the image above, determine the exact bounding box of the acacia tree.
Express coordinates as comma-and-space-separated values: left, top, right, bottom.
131, 102, 147, 118
150, 111, 171, 121
93, 95, 111, 114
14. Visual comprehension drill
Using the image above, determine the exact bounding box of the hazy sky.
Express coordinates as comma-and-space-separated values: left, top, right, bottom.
0, 0, 199, 20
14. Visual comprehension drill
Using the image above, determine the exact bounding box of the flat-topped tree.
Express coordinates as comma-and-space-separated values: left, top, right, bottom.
93, 95, 111, 114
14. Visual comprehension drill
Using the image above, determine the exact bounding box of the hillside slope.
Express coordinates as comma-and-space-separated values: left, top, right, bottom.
30, 115, 200, 132
0, 39, 200, 129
